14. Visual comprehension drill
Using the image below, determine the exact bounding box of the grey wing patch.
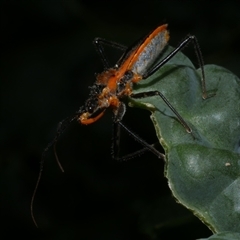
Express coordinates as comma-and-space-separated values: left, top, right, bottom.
131, 31, 168, 76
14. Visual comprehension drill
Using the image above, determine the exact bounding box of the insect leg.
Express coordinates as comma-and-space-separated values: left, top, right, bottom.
117, 121, 165, 160
93, 38, 127, 69
143, 35, 208, 99
112, 102, 165, 161
131, 91, 192, 133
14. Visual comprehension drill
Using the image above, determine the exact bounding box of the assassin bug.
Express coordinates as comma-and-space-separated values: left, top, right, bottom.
31, 24, 209, 226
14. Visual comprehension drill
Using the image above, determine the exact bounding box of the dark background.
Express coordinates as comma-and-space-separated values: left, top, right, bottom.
1, 1, 239, 239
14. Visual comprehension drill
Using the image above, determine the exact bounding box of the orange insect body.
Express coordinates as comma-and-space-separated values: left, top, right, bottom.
78, 24, 169, 125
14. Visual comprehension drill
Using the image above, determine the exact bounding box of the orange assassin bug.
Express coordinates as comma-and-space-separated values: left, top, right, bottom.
31, 24, 208, 226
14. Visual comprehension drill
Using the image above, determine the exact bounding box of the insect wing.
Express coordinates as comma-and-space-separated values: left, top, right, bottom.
129, 24, 169, 76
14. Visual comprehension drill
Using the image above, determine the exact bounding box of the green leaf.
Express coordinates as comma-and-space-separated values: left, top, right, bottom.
130, 46, 240, 233
198, 231, 240, 240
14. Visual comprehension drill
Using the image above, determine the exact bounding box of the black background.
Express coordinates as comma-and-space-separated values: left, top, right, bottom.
1, 1, 239, 239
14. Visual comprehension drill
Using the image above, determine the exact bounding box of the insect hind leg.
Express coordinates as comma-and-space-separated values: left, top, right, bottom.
142, 35, 210, 99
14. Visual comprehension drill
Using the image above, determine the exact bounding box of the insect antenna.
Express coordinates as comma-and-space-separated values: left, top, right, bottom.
31, 109, 82, 227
